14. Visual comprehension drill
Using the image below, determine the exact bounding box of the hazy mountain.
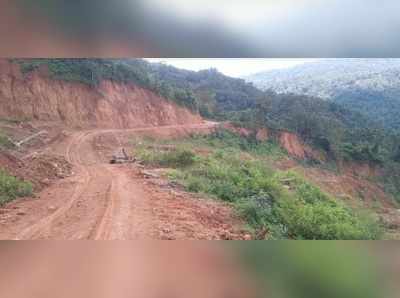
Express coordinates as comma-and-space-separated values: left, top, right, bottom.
245, 59, 400, 130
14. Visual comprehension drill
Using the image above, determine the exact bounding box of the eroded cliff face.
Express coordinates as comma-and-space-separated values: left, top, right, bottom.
0, 60, 202, 128
278, 131, 324, 160
221, 122, 323, 161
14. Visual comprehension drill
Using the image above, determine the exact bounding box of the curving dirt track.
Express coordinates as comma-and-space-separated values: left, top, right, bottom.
0, 123, 246, 240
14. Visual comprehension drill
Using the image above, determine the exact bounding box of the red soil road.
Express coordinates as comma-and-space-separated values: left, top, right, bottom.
0, 123, 247, 240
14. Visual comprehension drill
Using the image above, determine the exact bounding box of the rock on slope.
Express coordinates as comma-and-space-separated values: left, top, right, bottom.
0, 60, 202, 129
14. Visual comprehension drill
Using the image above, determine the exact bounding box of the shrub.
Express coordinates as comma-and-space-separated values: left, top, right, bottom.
186, 177, 203, 192
137, 147, 196, 168
192, 152, 380, 239
189, 128, 286, 159
276, 197, 381, 239
273, 171, 382, 239
341, 143, 384, 164
0, 170, 33, 206
162, 149, 196, 167
237, 193, 276, 230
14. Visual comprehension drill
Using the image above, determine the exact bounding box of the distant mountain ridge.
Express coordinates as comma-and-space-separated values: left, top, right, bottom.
244, 59, 400, 130
244, 59, 400, 98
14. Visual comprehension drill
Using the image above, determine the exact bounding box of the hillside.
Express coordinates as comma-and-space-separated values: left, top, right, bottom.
0, 59, 202, 128
0, 58, 400, 239
244, 59, 400, 131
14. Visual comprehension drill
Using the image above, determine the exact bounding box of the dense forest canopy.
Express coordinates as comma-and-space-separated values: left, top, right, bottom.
147, 63, 264, 115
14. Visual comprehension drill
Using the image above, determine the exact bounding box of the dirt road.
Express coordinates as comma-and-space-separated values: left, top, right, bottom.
0, 123, 246, 240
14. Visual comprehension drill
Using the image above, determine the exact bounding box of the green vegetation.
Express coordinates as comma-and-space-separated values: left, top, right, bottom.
134, 131, 382, 240
335, 87, 400, 132
147, 65, 263, 115
16, 58, 151, 87
249, 92, 395, 164
170, 129, 286, 160
0, 169, 33, 206
0, 117, 29, 125
379, 163, 400, 204
0, 130, 14, 149
135, 146, 196, 168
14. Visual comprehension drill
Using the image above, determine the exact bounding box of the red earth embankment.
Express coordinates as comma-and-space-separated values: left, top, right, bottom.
221, 122, 323, 160
0, 60, 202, 129
0, 150, 72, 191
278, 131, 325, 161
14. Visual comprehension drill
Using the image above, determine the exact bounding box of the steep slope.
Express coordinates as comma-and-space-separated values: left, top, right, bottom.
244, 59, 400, 130
0, 60, 202, 129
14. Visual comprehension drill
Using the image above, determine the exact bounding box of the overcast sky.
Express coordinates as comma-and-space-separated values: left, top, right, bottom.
145, 59, 316, 77
143, 0, 400, 57
8, 1, 400, 57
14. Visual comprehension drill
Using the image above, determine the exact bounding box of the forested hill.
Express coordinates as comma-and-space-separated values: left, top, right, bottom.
146, 63, 264, 116
244, 59, 400, 131
145, 60, 400, 165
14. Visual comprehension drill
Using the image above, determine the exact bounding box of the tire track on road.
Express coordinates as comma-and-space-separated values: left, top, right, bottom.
14, 131, 93, 239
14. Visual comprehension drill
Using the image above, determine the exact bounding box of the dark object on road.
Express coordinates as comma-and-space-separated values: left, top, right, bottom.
110, 148, 135, 164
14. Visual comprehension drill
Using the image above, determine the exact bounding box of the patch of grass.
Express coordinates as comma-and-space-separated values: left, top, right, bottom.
158, 149, 196, 168
0, 117, 23, 124
188, 129, 287, 160
136, 139, 382, 239
136, 146, 196, 168
0, 169, 33, 206
300, 158, 340, 174
235, 168, 381, 239
0, 131, 14, 149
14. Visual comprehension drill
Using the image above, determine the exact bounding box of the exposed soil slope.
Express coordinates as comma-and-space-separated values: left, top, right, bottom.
278, 131, 322, 160
222, 122, 323, 160
0, 60, 202, 128
0, 151, 72, 191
